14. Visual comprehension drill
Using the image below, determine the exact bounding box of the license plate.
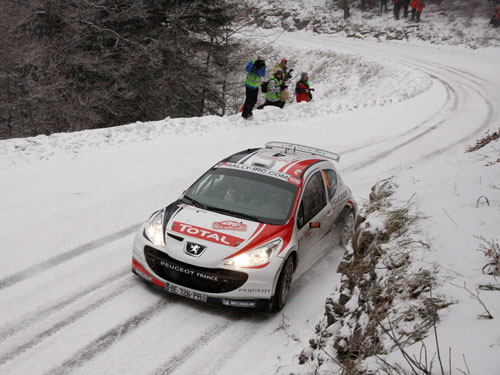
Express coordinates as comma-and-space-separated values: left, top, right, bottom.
165, 282, 207, 303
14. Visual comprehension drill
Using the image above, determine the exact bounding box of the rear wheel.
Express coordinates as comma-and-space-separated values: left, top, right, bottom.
339, 210, 355, 247
271, 256, 294, 311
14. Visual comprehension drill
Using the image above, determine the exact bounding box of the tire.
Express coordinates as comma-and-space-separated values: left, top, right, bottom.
271, 256, 294, 312
339, 210, 355, 247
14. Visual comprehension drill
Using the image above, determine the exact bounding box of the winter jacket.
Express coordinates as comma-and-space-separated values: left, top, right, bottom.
295, 79, 311, 103
245, 60, 266, 90
410, 0, 424, 11
266, 76, 283, 102
273, 63, 290, 81
273, 63, 291, 102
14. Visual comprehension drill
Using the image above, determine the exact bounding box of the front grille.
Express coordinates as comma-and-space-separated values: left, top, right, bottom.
144, 246, 248, 293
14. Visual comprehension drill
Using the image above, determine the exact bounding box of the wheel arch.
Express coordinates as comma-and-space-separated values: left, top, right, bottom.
271, 249, 298, 297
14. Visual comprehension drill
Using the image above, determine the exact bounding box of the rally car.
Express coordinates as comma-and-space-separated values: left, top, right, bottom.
132, 142, 357, 311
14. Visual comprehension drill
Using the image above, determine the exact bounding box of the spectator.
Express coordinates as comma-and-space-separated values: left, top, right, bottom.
394, 0, 402, 19
403, 0, 410, 18
295, 72, 313, 103
242, 57, 266, 119
340, 0, 350, 19
258, 70, 285, 109
410, 0, 418, 20
380, 0, 388, 12
490, 7, 500, 28
273, 59, 293, 106
416, 0, 425, 22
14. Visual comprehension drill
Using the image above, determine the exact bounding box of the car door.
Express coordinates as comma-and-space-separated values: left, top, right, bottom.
295, 170, 330, 276
320, 168, 345, 243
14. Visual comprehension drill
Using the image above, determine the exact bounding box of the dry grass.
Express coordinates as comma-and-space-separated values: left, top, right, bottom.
476, 236, 500, 276
466, 128, 500, 152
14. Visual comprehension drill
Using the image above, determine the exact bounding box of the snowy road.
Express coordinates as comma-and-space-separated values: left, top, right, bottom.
0, 34, 499, 375
281, 34, 497, 170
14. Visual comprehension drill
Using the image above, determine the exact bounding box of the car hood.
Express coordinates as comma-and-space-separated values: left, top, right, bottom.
163, 204, 291, 267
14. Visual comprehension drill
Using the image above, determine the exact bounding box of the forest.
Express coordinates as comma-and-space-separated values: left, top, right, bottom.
0, 0, 246, 139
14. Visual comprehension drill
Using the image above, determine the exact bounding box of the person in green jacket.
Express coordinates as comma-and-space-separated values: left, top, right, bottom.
257, 70, 285, 110
242, 57, 266, 119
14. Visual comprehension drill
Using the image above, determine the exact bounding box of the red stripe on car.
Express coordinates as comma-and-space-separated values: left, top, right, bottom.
287, 159, 322, 178
223, 224, 290, 260
237, 262, 270, 269
279, 158, 300, 173
132, 258, 166, 288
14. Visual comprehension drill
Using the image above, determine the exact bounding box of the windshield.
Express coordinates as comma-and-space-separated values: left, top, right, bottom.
183, 167, 299, 225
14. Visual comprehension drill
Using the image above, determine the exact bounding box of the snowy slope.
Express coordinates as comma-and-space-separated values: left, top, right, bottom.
1, 31, 500, 375
251, 0, 500, 49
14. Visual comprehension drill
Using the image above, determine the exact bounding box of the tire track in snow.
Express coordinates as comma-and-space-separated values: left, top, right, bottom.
416, 62, 497, 157
339, 65, 457, 157
340, 53, 495, 173
299, 36, 494, 170
150, 319, 236, 375
45, 298, 168, 375
173, 322, 262, 375
341, 74, 458, 173
0, 223, 139, 291
0, 267, 129, 342
0, 277, 137, 368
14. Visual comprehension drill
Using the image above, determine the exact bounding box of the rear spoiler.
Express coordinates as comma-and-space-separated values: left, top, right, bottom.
265, 141, 340, 162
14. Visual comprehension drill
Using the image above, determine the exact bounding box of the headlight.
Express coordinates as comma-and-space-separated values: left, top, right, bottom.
225, 239, 282, 268
144, 210, 165, 247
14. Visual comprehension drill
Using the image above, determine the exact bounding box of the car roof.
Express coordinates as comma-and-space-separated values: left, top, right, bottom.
221, 143, 339, 179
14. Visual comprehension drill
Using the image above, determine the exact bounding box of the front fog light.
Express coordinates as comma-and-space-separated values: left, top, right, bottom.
144, 210, 165, 247
225, 239, 282, 268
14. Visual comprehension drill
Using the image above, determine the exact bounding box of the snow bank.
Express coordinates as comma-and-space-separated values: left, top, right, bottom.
0, 48, 431, 170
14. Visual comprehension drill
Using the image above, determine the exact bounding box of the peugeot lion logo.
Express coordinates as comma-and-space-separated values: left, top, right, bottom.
185, 242, 206, 257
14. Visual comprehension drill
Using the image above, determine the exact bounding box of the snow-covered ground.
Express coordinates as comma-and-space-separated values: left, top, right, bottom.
254, 0, 500, 49
1, 28, 499, 375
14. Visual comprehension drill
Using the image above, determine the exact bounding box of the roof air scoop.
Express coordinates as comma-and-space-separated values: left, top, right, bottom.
251, 158, 275, 169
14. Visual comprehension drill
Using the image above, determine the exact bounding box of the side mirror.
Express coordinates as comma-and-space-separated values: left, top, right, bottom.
309, 222, 321, 229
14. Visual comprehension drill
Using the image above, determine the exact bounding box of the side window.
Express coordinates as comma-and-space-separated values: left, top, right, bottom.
299, 171, 327, 228
297, 202, 304, 229
322, 169, 338, 200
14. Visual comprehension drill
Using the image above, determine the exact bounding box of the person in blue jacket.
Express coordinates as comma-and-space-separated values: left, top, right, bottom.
242, 57, 266, 119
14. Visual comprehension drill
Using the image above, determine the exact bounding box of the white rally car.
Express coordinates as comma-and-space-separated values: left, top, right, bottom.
132, 142, 357, 310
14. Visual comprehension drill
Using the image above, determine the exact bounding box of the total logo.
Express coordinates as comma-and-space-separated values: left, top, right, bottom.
172, 222, 244, 247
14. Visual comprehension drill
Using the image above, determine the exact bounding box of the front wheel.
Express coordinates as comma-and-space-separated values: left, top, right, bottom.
339, 210, 355, 247
271, 256, 294, 312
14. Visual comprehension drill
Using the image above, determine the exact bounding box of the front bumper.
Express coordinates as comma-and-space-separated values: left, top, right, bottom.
132, 234, 283, 309
132, 259, 270, 309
